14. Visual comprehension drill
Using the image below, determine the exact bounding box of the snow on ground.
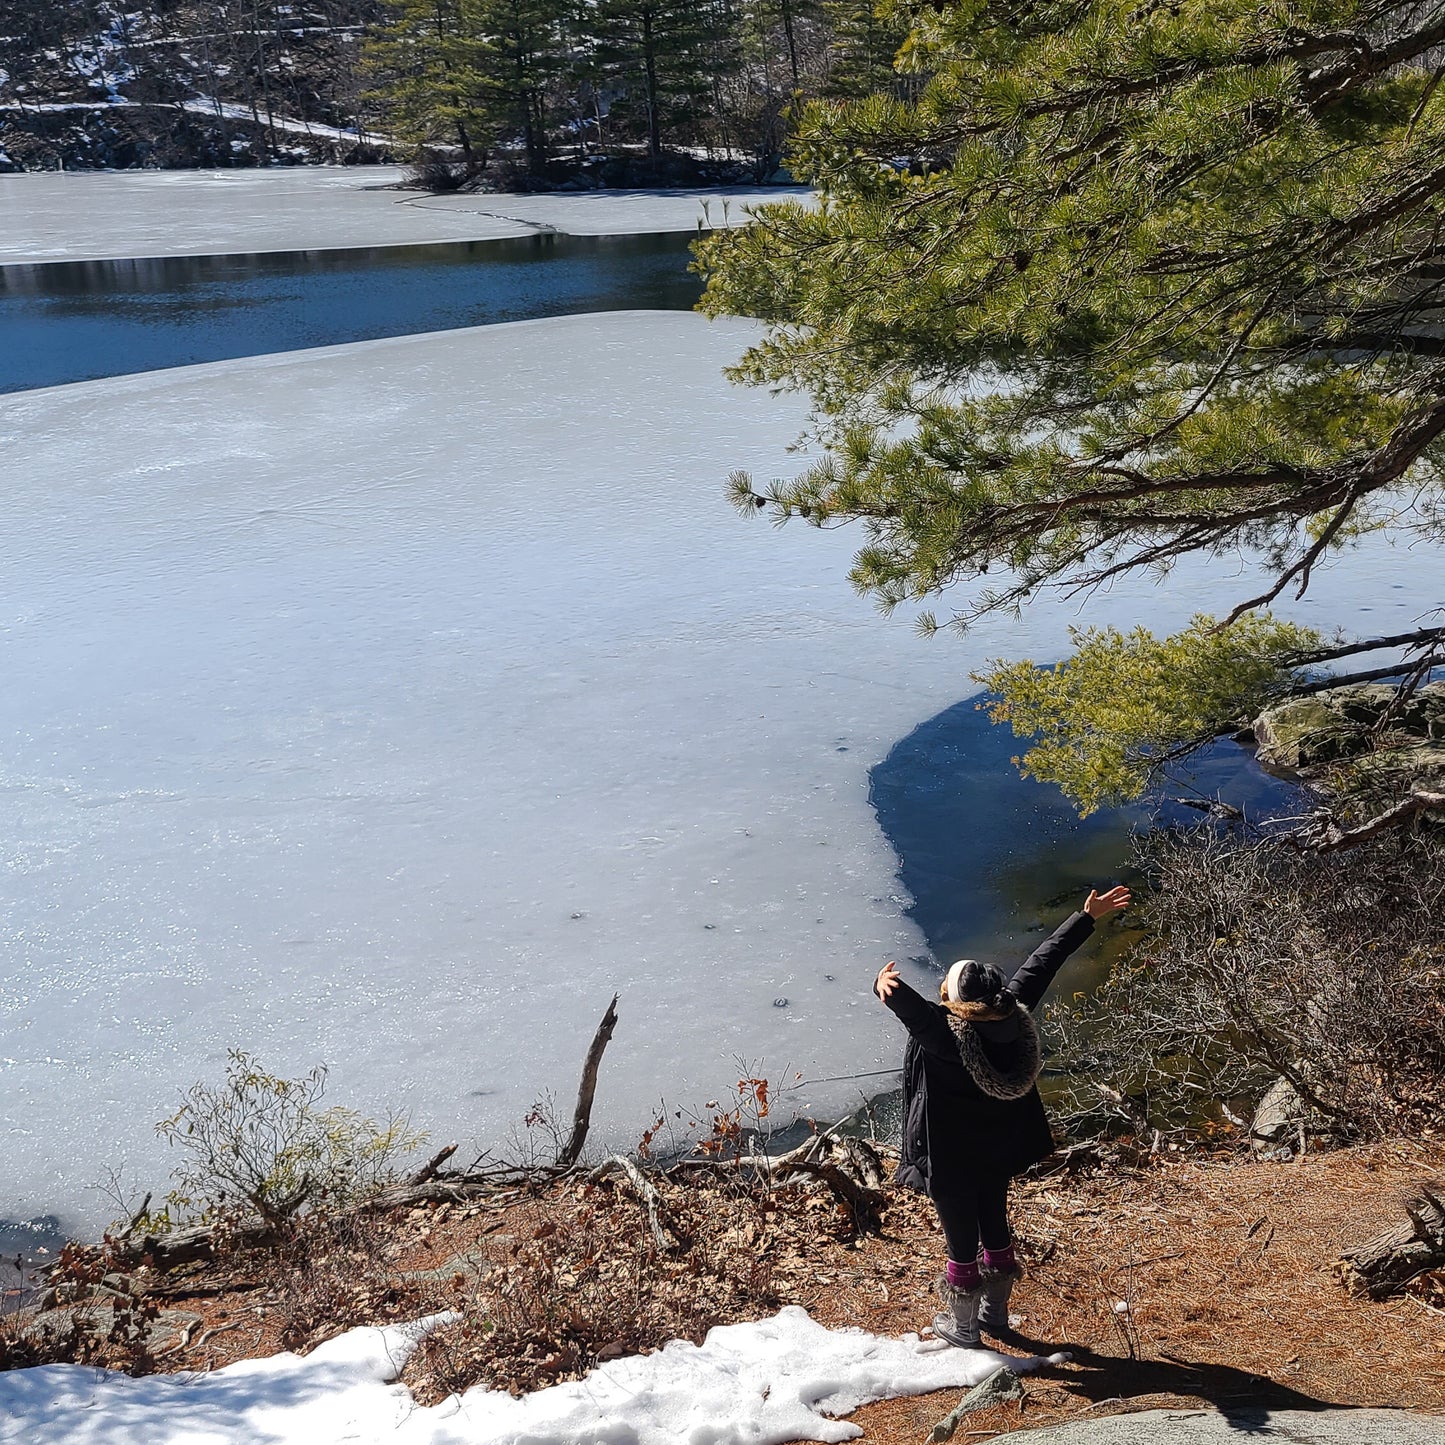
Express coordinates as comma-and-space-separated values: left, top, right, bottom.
0, 97, 390, 144
0, 311, 1420, 1237
0, 1306, 1069, 1445
0, 164, 812, 264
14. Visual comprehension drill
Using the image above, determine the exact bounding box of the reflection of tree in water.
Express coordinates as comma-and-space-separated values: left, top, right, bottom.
868, 694, 1132, 975
0, 233, 701, 393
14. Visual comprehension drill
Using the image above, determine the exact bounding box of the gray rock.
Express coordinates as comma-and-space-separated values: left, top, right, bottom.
1252, 681, 1445, 793
18, 1302, 201, 1353
1247, 1076, 1304, 1154
928, 1366, 1025, 1441
990, 1407, 1445, 1444
393, 1249, 493, 1288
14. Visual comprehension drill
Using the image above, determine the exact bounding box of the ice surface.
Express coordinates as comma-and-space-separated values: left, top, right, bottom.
0, 1305, 1069, 1445
396, 185, 816, 238
0, 311, 1429, 1235
0, 166, 813, 264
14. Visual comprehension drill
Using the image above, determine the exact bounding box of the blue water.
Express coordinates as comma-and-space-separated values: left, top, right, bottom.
869, 697, 1306, 979
0, 231, 700, 393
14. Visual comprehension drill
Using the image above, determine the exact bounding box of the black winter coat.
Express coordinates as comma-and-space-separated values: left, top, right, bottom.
877, 911, 1095, 1194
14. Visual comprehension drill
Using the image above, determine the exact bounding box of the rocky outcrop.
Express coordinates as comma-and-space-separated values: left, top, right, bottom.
1247, 1077, 1306, 1158
989, 1408, 1445, 1444
1252, 681, 1445, 792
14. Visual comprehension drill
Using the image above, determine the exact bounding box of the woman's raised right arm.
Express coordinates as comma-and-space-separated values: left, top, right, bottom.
874, 962, 954, 1055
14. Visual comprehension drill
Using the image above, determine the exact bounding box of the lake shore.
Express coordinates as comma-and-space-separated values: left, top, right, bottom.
7, 1134, 1441, 1443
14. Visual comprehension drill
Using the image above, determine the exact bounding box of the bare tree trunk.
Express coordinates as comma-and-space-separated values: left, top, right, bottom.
779, 0, 799, 91
642, 9, 661, 163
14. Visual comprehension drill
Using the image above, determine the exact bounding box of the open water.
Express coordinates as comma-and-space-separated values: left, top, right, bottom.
0, 231, 700, 392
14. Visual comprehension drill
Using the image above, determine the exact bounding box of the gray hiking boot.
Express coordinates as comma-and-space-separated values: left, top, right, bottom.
932, 1276, 984, 1348
978, 1262, 1022, 1335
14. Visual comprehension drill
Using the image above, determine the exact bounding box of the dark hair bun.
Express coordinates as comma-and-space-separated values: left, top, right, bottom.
959, 960, 1009, 1007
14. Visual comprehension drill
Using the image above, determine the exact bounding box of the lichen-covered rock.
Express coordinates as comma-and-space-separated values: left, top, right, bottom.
929, 1366, 1026, 1442
1252, 681, 1445, 779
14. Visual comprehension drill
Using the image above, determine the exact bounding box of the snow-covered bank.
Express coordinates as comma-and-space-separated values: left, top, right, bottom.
0, 165, 811, 264
0, 98, 383, 147
0, 1306, 1066, 1445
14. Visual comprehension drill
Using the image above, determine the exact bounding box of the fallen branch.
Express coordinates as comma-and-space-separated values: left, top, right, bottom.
409, 1143, 458, 1186
593, 1153, 675, 1251
1335, 1182, 1445, 1299
558, 994, 620, 1168
1302, 790, 1445, 852
152, 1317, 201, 1358
774, 1156, 885, 1232
126, 1219, 276, 1271
117, 1193, 152, 1243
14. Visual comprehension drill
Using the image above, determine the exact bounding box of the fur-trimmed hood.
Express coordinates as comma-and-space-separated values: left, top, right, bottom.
944, 1004, 1042, 1101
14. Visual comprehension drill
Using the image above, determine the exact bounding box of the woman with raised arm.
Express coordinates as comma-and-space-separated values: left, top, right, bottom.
874, 885, 1131, 1348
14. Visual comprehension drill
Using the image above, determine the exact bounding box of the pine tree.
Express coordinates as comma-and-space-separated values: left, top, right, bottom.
476, 0, 569, 170
593, 0, 716, 161
698, 0, 1445, 829
363, 0, 494, 160
819, 0, 905, 101
365, 0, 568, 168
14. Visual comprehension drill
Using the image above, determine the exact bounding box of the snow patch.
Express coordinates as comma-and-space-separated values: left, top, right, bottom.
0, 1306, 1069, 1445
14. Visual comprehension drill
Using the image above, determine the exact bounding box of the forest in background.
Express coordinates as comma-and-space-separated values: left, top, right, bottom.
0, 0, 911, 175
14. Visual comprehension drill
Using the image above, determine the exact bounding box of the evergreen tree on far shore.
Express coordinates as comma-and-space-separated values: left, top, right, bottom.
364, 0, 567, 167
362, 0, 494, 160
820, 0, 907, 100
481, 0, 571, 170
592, 0, 718, 161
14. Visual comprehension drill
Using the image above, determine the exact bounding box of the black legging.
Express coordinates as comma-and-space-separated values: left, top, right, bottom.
930, 1176, 1012, 1262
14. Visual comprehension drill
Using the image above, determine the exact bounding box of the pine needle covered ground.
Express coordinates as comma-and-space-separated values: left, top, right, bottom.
87, 1140, 1445, 1442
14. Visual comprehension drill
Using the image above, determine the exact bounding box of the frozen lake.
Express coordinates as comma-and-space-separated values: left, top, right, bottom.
2, 167, 1434, 1244
2, 310, 1427, 1242
0, 166, 810, 263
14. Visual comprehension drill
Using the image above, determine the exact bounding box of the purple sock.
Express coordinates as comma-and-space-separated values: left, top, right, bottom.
982, 1243, 1016, 1273
945, 1257, 980, 1290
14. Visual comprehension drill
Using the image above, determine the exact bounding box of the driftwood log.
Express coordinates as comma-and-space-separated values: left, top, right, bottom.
558, 994, 620, 1168
1335, 1182, 1445, 1299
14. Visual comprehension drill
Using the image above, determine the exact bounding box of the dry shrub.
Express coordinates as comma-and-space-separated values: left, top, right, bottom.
154, 1050, 426, 1231
413, 1184, 780, 1398
1047, 828, 1445, 1142
1, 1237, 157, 1374
402, 151, 485, 192
264, 1207, 441, 1353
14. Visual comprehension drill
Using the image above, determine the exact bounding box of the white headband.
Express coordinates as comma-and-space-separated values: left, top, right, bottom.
944, 959, 979, 1003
